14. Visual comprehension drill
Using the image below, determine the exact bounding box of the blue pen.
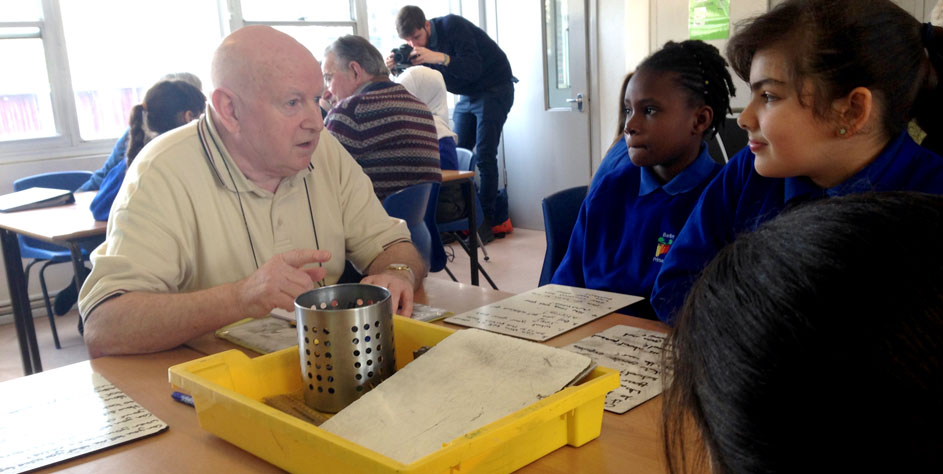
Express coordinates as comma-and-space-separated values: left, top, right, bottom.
171, 391, 195, 407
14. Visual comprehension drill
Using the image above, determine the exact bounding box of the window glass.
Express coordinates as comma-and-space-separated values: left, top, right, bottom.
544, 0, 572, 108
240, 0, 352, 22
0, 35, 56, 141
0, 0, 42, 22
59, 0, 222, 140
272, 25, 355, 61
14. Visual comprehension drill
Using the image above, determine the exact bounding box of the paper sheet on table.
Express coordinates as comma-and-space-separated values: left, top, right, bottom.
320, 328, 594, 464
563, 325, 667, 414
216, 316, 298, 354
0, 365, 167, 473
444, 284, 643, 341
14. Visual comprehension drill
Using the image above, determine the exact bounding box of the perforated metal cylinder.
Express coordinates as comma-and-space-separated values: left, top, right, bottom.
295, 284, 396, 413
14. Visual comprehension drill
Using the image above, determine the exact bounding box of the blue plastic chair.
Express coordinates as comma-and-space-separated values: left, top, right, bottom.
13, 171, 100, 348
538, 185, 588, 286
437, 148, 497, 289
382, 182, 434, 269
423, 182, 448, 273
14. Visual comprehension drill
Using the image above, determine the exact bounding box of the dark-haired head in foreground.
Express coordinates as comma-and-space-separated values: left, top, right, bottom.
664, 192, 943, 474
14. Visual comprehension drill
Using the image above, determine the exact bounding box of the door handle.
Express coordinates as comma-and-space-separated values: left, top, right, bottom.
565, 93, 584, 112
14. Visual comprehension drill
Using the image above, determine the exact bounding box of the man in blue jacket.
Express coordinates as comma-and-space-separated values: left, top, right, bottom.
389, 6, 515, 236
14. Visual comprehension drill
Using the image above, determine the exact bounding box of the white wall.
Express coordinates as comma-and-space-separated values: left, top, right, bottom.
594, 0, 650, 171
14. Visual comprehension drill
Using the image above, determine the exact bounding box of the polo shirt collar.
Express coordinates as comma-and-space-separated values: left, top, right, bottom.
198, 108, 313, 196
639, 142, 716, 196
428, 21, 439, 49
783, 129, 912, 202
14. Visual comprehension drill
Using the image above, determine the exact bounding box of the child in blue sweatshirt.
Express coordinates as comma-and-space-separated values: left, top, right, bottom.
552, 40, 735, 318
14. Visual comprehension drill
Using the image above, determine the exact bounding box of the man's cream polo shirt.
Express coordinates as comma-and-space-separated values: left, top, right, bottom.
78, 113, 410, 320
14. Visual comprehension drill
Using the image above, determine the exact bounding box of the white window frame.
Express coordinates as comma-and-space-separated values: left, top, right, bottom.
0, 1, 95, 161
1, 0, 476, 163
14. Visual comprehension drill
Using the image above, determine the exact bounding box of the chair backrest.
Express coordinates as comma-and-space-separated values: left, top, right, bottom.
382, 182, 434, 268
13, 171, 93, 193
455, 147, 474, 172
13, 171, 95, 253
455, 147, 481, 189
538, 185, 588, 286
423, 182, 448, 272
707, 116, 748, 164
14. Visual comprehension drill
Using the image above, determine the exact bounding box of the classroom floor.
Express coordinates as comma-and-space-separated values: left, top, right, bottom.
0, 227, 547, 383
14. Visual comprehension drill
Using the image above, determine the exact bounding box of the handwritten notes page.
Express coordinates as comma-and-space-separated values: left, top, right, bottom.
321, 328, 593, 464
563, 325, 666, 414
217, 316, 298, 354
0, 363, 168, 473
444, 284, 643, 341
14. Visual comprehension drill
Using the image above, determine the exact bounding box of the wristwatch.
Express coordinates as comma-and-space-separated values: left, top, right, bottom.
386, 263, 415, 286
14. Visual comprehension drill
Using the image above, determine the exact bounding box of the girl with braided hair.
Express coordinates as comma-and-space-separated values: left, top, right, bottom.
90, 80, 205, 221
551, 39, 735, 319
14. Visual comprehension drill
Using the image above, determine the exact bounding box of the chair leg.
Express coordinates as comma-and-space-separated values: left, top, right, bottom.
443, 265, 459, 282
476, 233, 491, 262
478, 265, 499, 291
450, 233, 499, 290
37, 261, 61, 349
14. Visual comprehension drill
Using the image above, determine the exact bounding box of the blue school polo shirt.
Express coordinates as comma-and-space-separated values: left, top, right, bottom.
651, 130, 943, 323
551, 143, 722, 300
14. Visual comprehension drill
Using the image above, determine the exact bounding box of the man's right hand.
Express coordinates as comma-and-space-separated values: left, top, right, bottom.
235, 249, 331, 318
385, 53, 397, 71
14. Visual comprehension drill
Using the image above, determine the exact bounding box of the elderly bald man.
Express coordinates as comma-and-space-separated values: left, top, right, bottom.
79, 26, 426, 357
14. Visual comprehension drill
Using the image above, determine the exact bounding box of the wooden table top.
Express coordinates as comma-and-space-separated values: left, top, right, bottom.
441, 170, 475, 183
29, 279, 669, 473
0, 191, 105, 243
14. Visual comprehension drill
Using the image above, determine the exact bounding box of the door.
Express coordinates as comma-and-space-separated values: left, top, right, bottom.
496, 0, 592, 230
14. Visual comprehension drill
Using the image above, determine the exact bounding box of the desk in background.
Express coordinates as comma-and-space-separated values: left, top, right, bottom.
25, 279, 667, 473
0, 192, 105, 375
440, 170, 480, 286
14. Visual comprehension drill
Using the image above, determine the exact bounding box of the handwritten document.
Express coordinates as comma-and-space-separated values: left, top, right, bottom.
444, 284, 642, 341
217, 316, 298, 354
321, 328, 593, 464
0, 364, 168, 473
563, 325, 667, 414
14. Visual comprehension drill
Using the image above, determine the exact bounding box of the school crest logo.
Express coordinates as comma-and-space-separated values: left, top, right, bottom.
654, 233, 675, 263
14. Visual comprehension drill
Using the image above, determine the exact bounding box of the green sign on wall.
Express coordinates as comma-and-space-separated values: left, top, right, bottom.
689, 0, 730, 40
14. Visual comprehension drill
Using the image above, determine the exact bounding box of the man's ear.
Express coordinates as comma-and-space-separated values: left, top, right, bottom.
692, 105, 714, 136
835, 87, 873, 137
211, 87, 240, 134
348, 61, 364, 82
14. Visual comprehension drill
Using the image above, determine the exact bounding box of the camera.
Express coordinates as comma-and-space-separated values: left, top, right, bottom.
390, 43, 414, 74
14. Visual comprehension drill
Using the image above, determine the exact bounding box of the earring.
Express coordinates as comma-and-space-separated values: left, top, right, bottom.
839, 127, 847, 136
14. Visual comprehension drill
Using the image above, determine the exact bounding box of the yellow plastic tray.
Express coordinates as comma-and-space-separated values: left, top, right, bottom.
169, 316, 619, 473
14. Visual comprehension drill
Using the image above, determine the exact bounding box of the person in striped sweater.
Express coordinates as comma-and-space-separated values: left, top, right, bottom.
323, 35, 441, 200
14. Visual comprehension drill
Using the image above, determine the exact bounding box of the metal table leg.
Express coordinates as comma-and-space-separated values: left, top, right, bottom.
464, 179, 479, 286
1, 229, 42, 374
67, 241, 89, 335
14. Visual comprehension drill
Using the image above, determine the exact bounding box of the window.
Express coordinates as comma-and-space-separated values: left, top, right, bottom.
544, 0, 572, 109
0, 0, 474, 161
58, 0, 221, 141
236, 0, 361, 60
0, 4, 54, 142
